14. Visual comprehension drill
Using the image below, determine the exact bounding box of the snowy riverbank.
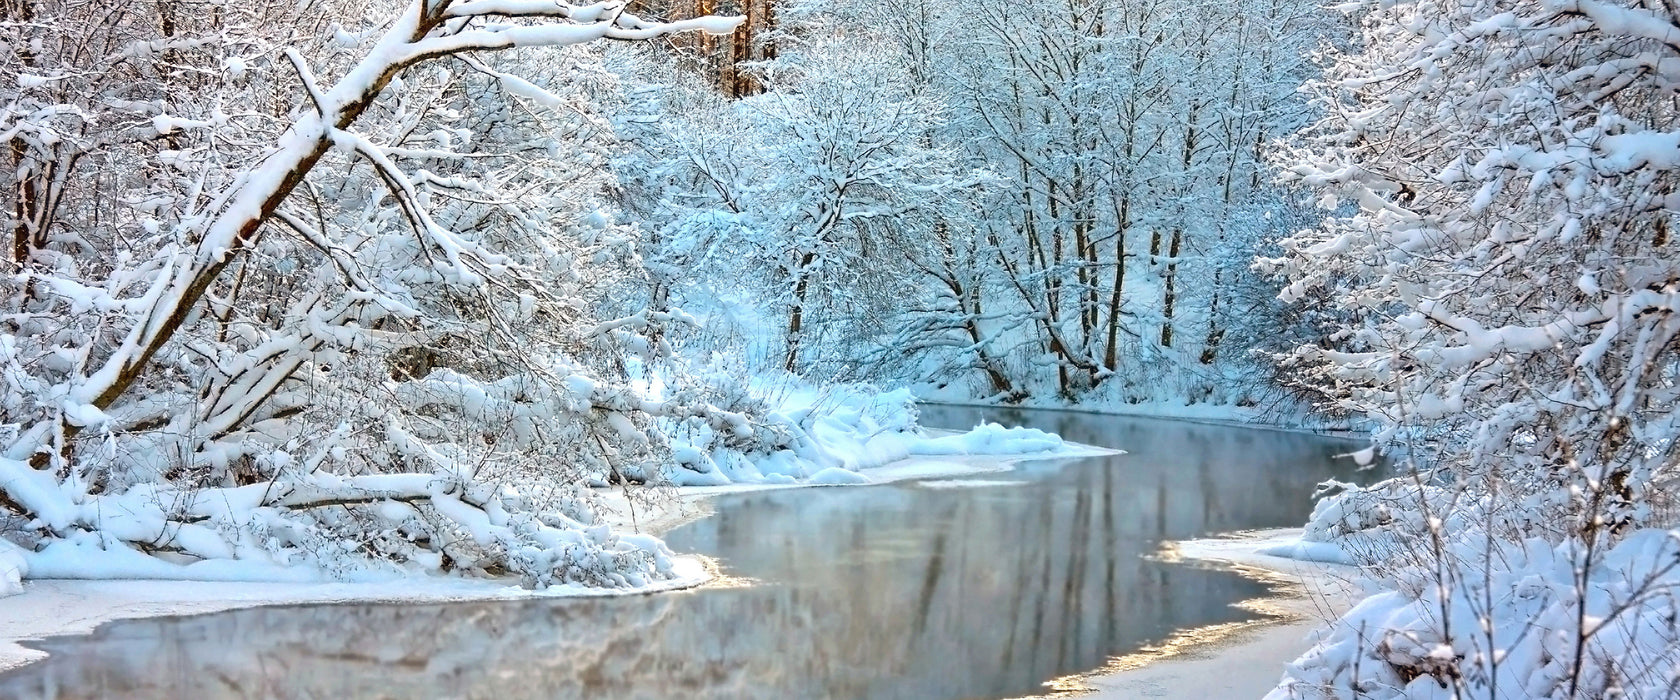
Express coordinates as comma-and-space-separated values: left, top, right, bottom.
919, 399, 1365, 437
1052, 529, 1367, 699
0, 440, 1114, 675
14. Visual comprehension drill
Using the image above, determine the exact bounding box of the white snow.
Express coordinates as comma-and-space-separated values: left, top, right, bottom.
806, 466, 872, 485
0, 539, 26, 599
1254, 537, 1360, 565
907, 423, 1065, 455
1265, 528, 1680, 699
656, 384, 1110, 488
1253, 478, 1680, 699
670, 451, 1102, 500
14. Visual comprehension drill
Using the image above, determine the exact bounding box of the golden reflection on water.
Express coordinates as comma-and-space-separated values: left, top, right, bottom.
694, 555, 757, 589
1015, 541, 1306, 698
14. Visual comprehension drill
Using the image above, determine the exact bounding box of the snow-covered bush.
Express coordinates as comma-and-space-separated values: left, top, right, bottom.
649, 370, 922, 486
1266, 0, 1680, 533
1267, 0, 1680, 693
0, 0, 750, 587
1276, 530, 1680, 699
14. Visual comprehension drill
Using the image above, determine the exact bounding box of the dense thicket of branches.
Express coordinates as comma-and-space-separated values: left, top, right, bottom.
1271, 0, 1679, 543
619, 0, 1345, 408
1263, 0, 1680, 694
0, 0, 764, 586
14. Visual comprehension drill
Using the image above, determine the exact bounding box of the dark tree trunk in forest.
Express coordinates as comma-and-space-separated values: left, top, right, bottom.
784, 250, 816, 372
1102, 195, 1130, 371
723, 0, 774, 96
1200, 267, 1223, 364
1160, 227, 1180, 348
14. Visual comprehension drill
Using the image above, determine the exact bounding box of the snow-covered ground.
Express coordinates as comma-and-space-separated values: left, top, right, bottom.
1091, 512, 1680, 700
1257, 480, 1680, 699
0, 433, 1115, 675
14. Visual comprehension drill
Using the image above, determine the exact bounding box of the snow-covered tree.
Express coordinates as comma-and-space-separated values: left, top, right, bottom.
0, 0, 750, 586
838, 0, 1334, 405
616, 0, 1340, 409
1270, 0, 1679, 538
614, 33, 991, 378
746, 42, 991, 375
1267, 0, 1680, 694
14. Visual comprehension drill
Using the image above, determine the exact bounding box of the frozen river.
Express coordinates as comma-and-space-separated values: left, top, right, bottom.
0, 407, 1368, 699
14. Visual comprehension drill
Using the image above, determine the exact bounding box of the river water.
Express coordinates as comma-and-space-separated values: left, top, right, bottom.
0, 407, 1369, 699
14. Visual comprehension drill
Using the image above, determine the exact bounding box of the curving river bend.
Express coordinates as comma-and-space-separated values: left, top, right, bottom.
0, 406, 1369, 699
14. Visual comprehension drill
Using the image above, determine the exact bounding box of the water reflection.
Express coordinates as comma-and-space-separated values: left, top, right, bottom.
0, 408, 1369, 700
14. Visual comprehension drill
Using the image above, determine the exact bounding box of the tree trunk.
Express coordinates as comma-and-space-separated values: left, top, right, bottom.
1160, 227, 1180, 348
784, 250, 817, 372
1103, 194, 1130, 371
1200, 266, 1222, 364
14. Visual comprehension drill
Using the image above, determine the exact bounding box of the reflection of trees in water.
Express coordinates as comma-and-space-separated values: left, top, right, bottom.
921, 405, 1371, 537
0, 411, 1369, 700
668, 483, 1270, 699
4, 596, 742, 699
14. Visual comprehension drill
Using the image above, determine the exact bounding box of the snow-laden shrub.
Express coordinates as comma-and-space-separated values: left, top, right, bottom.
0, 538, 26, 598
1281, 474, 1680, 697
0, 0, 747, 588
1274, 530, 1680, 699
1264, 0, 1680, 532
1286, 480, 1417, 565
1266, 0, 1680, 690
